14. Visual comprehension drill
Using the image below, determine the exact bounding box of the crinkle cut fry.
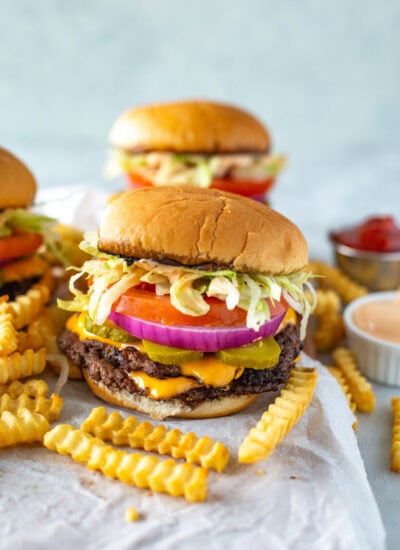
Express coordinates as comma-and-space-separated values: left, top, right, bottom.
313, 314, 345, 352
327, 367, 356, 413
44, 305, 71, 336
0, 348, 47, 384
81, 407, 229, 472
327, 366, 357, 429
332, 347, 375, 413
44, 425, 208, 502
0, 392, 63, 422
238, 367, 318, 464
306, 261, 366, 304
313, 289, 341, 317
391, 397, 400, 472
0, 408, 50, 447
311, 289, 344, 353
0, 304, 18, 355
37, 269, 55, 293
8, 272, 53, 330
15, 308, 63, 353
0, 379, 49, 398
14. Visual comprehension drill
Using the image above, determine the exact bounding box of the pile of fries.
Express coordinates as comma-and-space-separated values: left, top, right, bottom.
307, 259, 400, 470
306, 261, 367, 354
0, 271, 54, 384
0, 259, 67, 447
305, 261, 374, 420
0, 365, 320, 504
0, 319, 322, 507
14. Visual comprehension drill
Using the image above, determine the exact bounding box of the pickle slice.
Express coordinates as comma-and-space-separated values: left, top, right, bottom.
84, 315, 139, 344
216, 337, 281, 370
142, 340, 203, 365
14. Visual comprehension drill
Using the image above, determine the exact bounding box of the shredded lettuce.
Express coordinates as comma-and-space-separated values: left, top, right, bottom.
0, 208, 70, 266
0, 209, 55, 237
207, 276, 240, 310
104, 150, 286, 188
59, 233, 316, 339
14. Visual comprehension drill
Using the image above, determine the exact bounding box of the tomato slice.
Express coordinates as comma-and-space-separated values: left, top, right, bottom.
210, 177, 275, 197
126, 172, 275, 198
126, 173, 154, 189
0, 232, 43, 260
112, 286, 287, 327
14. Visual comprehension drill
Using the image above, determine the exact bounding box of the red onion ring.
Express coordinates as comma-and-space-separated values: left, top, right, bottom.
108, 310, 286, 352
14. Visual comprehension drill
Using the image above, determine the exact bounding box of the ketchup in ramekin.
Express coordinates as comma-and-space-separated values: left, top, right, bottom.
330, 216, 400, 253
330, 216, 400, 291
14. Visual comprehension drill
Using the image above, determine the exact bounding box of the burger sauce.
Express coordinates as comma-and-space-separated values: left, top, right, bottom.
352, 296, 400, 344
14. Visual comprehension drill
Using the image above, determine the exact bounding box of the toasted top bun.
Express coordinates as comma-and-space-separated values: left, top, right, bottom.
99, 186, 308, 274
109, 101, 270, 154
0, 148, 36, 208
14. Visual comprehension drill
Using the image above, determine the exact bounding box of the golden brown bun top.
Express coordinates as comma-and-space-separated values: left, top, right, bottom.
109, 100, 271, 153
0, 148, 36, 208
99, 186, 308, 275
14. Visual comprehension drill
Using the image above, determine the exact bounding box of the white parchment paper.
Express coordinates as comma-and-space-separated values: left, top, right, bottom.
0, 187, 386, 550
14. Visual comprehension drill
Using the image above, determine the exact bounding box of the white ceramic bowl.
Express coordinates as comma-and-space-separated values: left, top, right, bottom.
343, 291, 400, 386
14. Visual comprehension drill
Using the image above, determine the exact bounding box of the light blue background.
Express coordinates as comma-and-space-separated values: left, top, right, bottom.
2, 1, 400, 261
2, 1, 400, 168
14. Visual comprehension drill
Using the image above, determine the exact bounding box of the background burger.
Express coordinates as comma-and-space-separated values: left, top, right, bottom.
0, 147, 56, 299
106, 100, 286, 202
58, 186, 315, 420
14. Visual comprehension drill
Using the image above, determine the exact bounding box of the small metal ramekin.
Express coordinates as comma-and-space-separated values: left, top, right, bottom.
332, 242, 400, 291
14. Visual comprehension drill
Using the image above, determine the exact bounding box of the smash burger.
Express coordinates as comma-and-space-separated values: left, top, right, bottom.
0, 148, 55, 299
106, 100, 286, 201
59, 187, 315, 419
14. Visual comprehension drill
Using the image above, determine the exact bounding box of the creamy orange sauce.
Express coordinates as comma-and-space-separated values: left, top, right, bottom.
353, 298, 400, 344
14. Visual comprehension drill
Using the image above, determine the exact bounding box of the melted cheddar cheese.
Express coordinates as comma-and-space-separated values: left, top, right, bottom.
181, 357, 243, 387
128, 358, 243, 400
129, 372, 201, 399
278, 308, 297, 331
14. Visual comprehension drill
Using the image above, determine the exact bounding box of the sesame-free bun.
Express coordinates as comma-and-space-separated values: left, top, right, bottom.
83, 371, 257, 420
109, 101, 270, 154
0, 148, 36, 208
99, 186, 308, 275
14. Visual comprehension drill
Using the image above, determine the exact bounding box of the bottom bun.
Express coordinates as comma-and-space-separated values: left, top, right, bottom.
83, 371, 258, 420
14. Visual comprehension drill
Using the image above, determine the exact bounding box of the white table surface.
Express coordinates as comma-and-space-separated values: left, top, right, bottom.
357, 384, 400, 550
17, 144, 400, 549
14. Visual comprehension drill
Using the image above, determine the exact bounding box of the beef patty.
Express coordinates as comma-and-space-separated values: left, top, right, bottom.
58, 324, 302, 406
0, 276, 41, 301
